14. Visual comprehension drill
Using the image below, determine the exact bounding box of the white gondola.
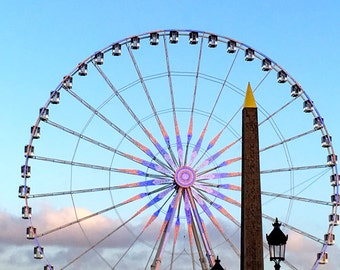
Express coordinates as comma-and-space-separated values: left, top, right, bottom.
227, 40, 236, 53
44, 265, 54, 270
324, 233, 335, 245
39, 107, 49, 121
22, 206, 32, 219
317, 252, 328, 264
291, 84, 302, 97
94, 52, 104, 65
330, 174, 340, 186
208, 35, 218, 48
245, 48, 255, 61
329, 214, 340, 225
21, 165, 31, 178
18, 185, 30, 198
313, 117, 323, 130
169, 30, 179, 44
78, 63, 88, 76
34, 246, 44, 259
130, 36, 140, 49
303, 100, 313, 113
261, 58, 272, 71
321, 135, 332, 148
26, 226, 36, 239
50, 91, 60, 104
31, 126, 41, 139
112, 43, 121, 56
331, 194, 339, 206
62, 76, 72, 89
24, 145, 34, 158
189, 31, 198, 45
327, 154, 337, 166
150, 32, 159, 45
277, 70, 287, 83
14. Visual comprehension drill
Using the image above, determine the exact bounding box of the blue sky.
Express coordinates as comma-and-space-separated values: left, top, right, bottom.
1, 1, 340, 269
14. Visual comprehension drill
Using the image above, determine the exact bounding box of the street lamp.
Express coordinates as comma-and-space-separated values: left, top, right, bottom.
210, 256, 224, 270
266, 218, 288, 270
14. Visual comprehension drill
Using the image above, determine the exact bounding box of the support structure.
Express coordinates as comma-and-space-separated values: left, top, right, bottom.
240, 83, 264, 270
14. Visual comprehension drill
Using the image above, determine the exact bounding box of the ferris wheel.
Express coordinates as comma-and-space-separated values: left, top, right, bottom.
20, 30, 338, 270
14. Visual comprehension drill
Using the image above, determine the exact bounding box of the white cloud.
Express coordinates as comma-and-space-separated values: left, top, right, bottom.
1, 205, 339, 270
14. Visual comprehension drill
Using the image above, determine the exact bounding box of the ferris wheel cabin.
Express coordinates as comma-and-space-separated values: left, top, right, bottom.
22, 206, 32, 219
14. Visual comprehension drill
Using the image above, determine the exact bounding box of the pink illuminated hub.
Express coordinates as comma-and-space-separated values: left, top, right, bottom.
174, 166, 196, 187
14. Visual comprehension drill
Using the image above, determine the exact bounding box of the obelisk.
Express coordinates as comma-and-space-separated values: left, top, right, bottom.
240, 83, 264, 270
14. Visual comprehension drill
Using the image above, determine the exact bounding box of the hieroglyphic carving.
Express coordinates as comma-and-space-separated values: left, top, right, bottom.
241, 107, 264, 270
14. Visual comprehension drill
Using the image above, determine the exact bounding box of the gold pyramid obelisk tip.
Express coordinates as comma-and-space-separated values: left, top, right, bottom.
244, 82, 257, 108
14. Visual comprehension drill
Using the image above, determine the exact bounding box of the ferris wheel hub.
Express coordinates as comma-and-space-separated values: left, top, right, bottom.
174, 166, 196, 187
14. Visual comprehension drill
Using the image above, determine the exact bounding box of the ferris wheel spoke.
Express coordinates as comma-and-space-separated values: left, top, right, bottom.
46, 119, 172, 176
180, 191, 202, 269
198, 182, 241, 191
258, 96, 298, 127
169, 215, 181, 270
32, 155, 168, 178
127, 46, 178, 168
163, 35, 184, 166
65, 83, 172, 171
28, 179, 172, 199
93, 62, 176, 170
189, 50, 240, 168
195, 139, 240, 172
63, 89, 169, 170
113, 207, 166, 269
184, 36, 204, 165
197, 171, 241, 181
262, 214, 325, 244
192, 189, 240, 256
261, 164, 330, 174
62, 186, 175, 269
186, 188, 215, 266
196, 157, 241, 177
205, 104, 242, 153
151, 188, 183, 270
260, 129, 316, 153
194, 187, 240, 229
262, 191, 331, 206
194, 184, 240, 208
37, 185, 171, 238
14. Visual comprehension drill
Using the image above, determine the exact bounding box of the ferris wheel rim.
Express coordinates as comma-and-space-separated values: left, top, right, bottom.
21, 29, 338, 270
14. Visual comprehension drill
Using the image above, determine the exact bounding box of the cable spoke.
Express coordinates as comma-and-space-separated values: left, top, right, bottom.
192, 189, 240, 256
32, 155, 168, 178
189, 49, 240, 167
93, 62, 176, 170
184, 36, 204, 165
46, 119, 172, 176
260, 129, 316, 153
194, 183, 240, 208
261, 164, 329, 174
195, 139, 240, 172
63, 86, 171, 170
61, 186, 175, 269
127, 45, 178, 168
29, 180, 172, 198
262, 214, 324, 244
151, 188, 182, 270
37, 184, 170, 238
187, 188, 215, 267
163, 34, 184, 166
262, 191, 331, 206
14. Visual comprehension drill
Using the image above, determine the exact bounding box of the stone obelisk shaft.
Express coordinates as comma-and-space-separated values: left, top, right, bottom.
240, 83, 264, 270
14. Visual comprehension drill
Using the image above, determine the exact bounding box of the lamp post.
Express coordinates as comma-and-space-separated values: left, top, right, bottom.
266, 218, 288, 270
210, 256, 224, 270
